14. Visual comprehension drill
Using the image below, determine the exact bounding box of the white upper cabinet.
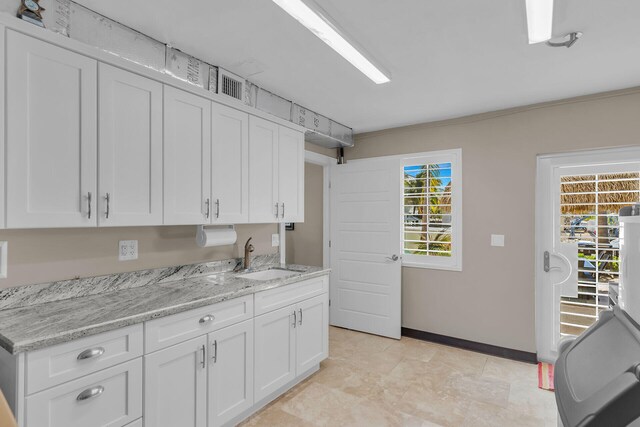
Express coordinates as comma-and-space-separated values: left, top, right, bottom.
98, 64, 163, 226
6, 31, 97, 228
278, 126, 305, 223
211, 103, 249, 224
249, 117, 304, 223
249, 117, 279, 223
164, 86, 211, 225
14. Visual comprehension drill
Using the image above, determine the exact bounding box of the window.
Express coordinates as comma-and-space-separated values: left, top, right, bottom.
402, 149, 462, 270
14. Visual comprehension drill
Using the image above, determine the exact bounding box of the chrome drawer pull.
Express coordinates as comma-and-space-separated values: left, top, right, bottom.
76, 385, 104, 401
77, 347, 105, 360
199, 314, 215, 324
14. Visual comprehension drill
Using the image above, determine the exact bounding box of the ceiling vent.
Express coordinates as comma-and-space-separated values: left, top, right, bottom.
217, 68, 245, 102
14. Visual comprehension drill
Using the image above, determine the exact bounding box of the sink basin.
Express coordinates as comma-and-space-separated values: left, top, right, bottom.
238, 268, 300, 281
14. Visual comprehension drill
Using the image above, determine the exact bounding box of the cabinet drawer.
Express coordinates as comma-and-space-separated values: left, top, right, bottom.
254, 275, 328, 316
144, 295, 253, 353
26, 324, 143, 394
25, 358, 142, 427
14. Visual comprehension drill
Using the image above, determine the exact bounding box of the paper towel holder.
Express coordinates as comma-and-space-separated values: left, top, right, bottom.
195, 224, 237, 248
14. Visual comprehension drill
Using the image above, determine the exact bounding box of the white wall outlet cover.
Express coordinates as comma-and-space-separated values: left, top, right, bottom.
491, 234, 505, 247
272, 233, 280, 247
0, 241, 7, 278
119, 240, 138, 261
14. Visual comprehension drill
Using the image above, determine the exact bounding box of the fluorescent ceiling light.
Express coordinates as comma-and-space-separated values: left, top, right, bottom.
526, 0, 554, 44
272, 0, 391, 84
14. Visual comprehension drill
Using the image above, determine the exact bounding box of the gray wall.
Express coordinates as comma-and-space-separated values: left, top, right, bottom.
347, 87, 640, 353
286, 162, 323, 267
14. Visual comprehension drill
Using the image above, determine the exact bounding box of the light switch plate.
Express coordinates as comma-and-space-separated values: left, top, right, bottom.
491, 234, 505, 247
0, 241, 7, 278
119, 240, 138, 261
272, 234, 280, 247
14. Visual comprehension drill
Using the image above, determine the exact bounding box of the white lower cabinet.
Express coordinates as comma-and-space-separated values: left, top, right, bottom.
296, 295, 329, 374
144, 336, 208, 427
25, 358, 142, 427
208, 320, 254, 427
254, 305, 298, 402
254, 293, 329, 403
1, 277, 329, 427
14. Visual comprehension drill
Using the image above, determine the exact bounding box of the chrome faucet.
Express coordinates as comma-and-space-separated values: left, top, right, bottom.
243, 237, 255, 270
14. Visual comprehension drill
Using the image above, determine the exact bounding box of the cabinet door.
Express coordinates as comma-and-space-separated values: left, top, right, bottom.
208, 320, 253, 427
164, 86, 211, 225
254, 305, 296, 402
296, 294, 329, 374
211, 103, 249, 224
98, 64, 163, 226
248, 117, 279, 223
6, 31, 97, 228
278, 127, 305, 222
144, 336, 207, 427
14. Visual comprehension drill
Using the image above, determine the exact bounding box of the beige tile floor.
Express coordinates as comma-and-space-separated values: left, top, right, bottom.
240, 326, 558, 427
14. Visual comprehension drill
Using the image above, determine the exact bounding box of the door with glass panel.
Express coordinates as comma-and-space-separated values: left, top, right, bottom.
536, 148, 640, 362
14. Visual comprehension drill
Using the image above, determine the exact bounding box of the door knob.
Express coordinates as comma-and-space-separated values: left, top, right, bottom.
386, 255, 399, 262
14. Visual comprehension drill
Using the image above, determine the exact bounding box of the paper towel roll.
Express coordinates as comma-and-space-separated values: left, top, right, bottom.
196, 226, 237, 247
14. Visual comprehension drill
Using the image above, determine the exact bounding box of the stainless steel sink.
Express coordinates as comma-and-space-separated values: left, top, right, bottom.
238, 268, 302, 281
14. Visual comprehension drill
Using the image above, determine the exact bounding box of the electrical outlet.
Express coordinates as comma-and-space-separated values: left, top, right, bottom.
119, 240, 138, 261
272, 234, 280, 247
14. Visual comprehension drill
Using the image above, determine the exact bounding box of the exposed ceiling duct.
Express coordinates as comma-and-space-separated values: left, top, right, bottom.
0, 0, 354, 148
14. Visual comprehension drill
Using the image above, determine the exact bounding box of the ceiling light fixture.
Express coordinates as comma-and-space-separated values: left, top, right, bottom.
272, 0, 391, 84
525, 0, 554, 44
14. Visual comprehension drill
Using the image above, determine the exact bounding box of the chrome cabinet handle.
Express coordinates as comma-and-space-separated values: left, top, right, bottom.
292, 310, 297, 328
87, 192, 92, 219
205, 198, 210, 219
77, 347, 105, 360
76, 385, 104, 401
212, 340, 217, 363
199, 344, 206, 369
199, 314, 215, 324
298, 308, 303, 326
105, 193, 110, 219
386, 255, 399, 262
215, 199, 220, 218
275, 203, 280, 218
281, 203, 285, 219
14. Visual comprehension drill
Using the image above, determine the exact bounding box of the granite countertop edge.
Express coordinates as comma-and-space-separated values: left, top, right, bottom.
0, 266, 331, 354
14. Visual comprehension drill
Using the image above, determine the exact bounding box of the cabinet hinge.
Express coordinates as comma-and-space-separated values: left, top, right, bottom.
329, 299, 331, 307
329, 240, 331, 248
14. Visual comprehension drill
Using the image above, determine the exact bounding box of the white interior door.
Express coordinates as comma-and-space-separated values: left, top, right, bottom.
330, 157, 402, 339
536, 147, 640, 362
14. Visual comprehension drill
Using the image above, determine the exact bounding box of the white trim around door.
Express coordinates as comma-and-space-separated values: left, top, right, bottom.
535, 146, 640, 362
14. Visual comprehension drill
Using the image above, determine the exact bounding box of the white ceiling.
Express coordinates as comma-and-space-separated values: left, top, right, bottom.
75, 0, 640, 133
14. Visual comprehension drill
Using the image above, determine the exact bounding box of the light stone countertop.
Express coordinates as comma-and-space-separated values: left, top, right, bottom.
0, 264, 329, 354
